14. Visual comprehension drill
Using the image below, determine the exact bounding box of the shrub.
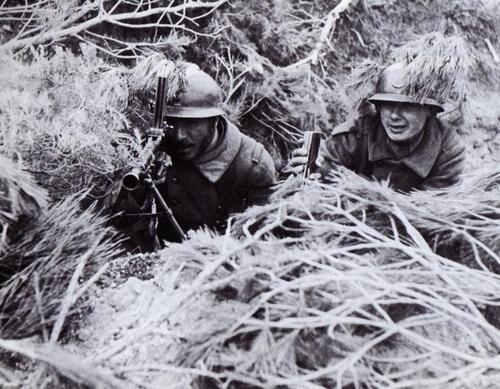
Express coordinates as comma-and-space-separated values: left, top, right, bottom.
0, 44, 138, 200
77, 168, 500, 388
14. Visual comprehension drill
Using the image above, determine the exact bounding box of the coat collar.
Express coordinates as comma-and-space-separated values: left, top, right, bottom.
194, 117, 242, 183
367, 117, 443, 178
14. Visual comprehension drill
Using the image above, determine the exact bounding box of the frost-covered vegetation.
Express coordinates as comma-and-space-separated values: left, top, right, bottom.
80, 171, 500, 388
1, 0, 500, 388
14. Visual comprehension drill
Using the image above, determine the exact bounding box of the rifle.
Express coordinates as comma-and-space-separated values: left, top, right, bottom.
121, 76, 186, 243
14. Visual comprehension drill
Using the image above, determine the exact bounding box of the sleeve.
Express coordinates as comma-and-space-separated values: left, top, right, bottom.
246, 145, 277, 206
421, 130, 466, 190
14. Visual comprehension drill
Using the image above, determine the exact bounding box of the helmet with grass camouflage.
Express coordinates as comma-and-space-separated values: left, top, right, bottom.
368, 62, 444, 112
164, 64, 224, 118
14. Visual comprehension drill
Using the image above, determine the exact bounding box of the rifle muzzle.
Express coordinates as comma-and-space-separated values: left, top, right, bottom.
121, 168, 142, 191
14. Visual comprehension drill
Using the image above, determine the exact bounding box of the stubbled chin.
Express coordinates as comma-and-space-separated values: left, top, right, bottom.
176, 148, 197, 161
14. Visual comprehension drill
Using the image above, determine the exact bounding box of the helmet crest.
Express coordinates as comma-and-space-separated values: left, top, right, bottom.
165, 63, 224, 118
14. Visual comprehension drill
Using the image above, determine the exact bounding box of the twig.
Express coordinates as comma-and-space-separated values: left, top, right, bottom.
485, 38, 500, 63
50, 231, 107, 343
0, 0, 230, 52
33, 272, 49, 342
284, 0, 355, 70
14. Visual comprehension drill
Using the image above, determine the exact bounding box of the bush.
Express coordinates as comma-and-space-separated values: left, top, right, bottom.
1, 1, 500, 388
76, 169, 500, 388
0, 45, 139, 200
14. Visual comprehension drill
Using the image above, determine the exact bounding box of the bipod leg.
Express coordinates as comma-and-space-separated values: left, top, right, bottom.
144, 176, 186, 243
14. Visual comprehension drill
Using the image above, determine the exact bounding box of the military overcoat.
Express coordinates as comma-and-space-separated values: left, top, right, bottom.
319, 113, 465, 192
115, 118, 276, 249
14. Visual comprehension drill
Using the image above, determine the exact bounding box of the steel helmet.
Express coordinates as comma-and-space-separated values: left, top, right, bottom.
164, 63, 224, 118
368, 62, 444, 112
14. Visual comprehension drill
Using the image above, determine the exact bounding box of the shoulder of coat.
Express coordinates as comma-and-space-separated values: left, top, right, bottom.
230, 131, 274, 176
433, 117, 465, 154
331, 118, 356, 136
331, 113, 376, 137
238, 132, 260, 159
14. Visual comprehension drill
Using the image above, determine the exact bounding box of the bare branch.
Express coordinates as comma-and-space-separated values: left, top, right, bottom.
284, 0, 355, 71
0, 0, 230, 54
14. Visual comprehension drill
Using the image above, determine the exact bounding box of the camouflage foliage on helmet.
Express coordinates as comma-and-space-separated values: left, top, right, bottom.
128, 55, 186, 102
349, 32, 471, 113
392, 32, 471, 106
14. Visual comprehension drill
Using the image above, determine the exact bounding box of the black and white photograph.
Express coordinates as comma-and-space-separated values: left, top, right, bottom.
1, 0, 499, 388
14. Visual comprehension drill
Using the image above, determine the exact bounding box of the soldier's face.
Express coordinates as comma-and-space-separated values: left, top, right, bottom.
164, 117, 215, 161
379, 102, 431, 143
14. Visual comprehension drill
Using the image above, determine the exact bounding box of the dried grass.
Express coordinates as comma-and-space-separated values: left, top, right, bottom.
0, 44, 140, 200
0, 155, 48, 252
0, 338, 129, 389
75, 167, 500, 389
0, 191, 122, 339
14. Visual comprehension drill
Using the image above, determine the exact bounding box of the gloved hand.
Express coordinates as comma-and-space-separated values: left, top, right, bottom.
289, 147, 323, 179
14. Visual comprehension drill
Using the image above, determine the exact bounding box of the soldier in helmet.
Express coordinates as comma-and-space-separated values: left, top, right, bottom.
115, 63, 276, 250
291, 62, 466, 192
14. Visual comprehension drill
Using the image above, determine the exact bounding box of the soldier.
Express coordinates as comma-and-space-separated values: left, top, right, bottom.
115, 64, 276, 251
291, 62, 466, 192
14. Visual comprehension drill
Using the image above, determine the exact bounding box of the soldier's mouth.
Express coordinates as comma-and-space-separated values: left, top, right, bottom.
172, 145, 194, 159
388, 124, 407, 132
176, 144, 193, 152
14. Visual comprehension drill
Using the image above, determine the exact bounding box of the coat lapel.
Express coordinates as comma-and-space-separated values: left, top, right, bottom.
367, 117, 443, 178
195, 118, 242, 183
401, 118, 442, 178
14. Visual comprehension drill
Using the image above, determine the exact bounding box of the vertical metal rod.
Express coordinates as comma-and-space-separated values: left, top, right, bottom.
145, 176, 186, 243
153, 77, 167, 129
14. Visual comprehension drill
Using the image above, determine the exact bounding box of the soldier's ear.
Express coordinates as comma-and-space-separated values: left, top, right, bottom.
428, 106, 439, 117
213, 116, 223, 130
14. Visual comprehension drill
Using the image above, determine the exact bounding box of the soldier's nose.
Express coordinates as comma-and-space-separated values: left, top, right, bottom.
390, 106, 403, 120
175, 128, 187, 142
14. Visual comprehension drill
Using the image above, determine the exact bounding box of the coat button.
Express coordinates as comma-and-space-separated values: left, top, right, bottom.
216, 205, 222, 211
171, 199, 179, 206
172, 177, 178, 183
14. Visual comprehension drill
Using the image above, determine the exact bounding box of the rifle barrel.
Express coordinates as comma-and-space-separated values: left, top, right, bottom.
154, 77, 167, 128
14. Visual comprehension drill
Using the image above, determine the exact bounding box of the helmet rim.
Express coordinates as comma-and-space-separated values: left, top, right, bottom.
163, 64, 224, 119
164, 106, 224, 118
368, 93, 444, 112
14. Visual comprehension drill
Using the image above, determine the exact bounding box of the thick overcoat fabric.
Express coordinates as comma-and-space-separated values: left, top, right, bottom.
319, 113, 465, 192
156, 120, 276, 241
115, 118, 276, 249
